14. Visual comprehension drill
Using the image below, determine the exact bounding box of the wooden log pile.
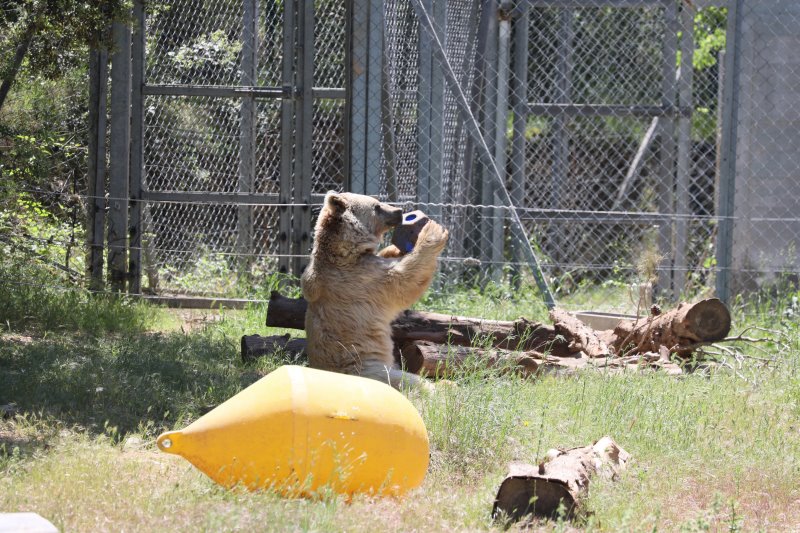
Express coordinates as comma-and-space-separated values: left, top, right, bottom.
243, 292, 732, 378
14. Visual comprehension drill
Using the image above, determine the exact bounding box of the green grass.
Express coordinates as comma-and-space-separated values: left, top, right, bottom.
0, 255, 154, 335
1, 262, 799, 531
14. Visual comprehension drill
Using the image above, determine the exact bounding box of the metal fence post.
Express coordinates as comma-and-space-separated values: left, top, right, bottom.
365, 0, 384, 196
238, 0, 258, 277
417, 0, 432, 207
343, 0, 353, 190
715, 0, 743, 304
446, 0, 481, 264
348, 0, 386, 197
674, 0, 694, 297
279, 0, 295, 275
129, 0, 145, 295
417, 0, 444, 219
509, 5, 529, 283
550, 7, 573, 269
656, 0, 679, 299
87, 48, 108, 291
492, 3, 512, 280
480, 2, 500, 280
381, 26, 398, 202
349, 0, 369, 194
431, 0, 445, 217
292, 0, 314, 277
108, 20, 132, 292
464, 0, 492, 265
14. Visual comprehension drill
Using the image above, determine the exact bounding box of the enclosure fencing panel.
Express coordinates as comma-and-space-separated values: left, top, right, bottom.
135, 0, 345, 297
9, 1, 799, 306
129, 0, 800, 308
717, 0, 800, 298
351, 0, 717, 311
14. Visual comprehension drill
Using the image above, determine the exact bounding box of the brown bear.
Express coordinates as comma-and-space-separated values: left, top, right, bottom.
301, 191, 449, 390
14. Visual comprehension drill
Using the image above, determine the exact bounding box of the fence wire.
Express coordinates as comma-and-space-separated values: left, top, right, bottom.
1, 0, 799, 313
355, 0, 723, 310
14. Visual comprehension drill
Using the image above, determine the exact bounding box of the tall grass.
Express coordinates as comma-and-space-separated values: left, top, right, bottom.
0, 255, 152, 334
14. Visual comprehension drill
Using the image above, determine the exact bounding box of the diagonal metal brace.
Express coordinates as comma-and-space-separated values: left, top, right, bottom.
407, 0, 556, 308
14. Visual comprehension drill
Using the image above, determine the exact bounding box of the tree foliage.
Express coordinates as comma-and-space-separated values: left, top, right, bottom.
694, 7, 727, 71
0, 0, 130, 112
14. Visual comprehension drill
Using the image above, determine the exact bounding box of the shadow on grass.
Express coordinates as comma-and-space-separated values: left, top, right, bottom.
0, 330, 277, 437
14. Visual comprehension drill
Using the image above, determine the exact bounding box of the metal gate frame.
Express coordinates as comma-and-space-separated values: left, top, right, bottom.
94, 0, 346, 294
130, 0, 317, 286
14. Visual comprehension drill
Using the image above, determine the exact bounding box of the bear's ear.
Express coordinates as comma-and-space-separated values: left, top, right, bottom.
325, 191, 347, 215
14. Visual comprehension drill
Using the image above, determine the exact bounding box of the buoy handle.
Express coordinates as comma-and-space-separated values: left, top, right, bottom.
156, 431, 181, 454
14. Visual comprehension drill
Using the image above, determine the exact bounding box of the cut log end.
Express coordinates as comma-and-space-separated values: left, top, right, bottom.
493, 475, 575, 523
683, 298, 731, 342
606, 298, 732, 356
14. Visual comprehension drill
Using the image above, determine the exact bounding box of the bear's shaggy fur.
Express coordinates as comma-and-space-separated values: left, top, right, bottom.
301, 191, 449, 389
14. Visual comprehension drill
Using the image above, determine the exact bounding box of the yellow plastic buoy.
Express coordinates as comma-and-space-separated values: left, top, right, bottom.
156, 365, 429, 497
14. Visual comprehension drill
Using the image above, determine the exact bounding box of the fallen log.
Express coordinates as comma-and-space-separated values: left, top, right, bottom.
493, 436, 630, 524
241, 332, 688, 378
241, 334, 307, 364
265, 291, 573, 356
598, 298, 731, 356
242, 335, 548, 377
549, 308, 610, 358
399, 340, 544, 377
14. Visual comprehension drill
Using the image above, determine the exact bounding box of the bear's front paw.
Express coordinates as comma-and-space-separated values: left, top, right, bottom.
417, 220, 449, 252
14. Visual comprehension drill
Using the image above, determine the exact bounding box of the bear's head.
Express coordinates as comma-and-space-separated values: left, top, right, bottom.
312, 191, 402, 261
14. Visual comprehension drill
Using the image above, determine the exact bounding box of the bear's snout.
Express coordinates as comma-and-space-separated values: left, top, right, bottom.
382, 205, 403, 227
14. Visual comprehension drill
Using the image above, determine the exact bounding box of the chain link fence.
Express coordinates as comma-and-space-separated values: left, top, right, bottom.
353, 0, 724, 311
1, 0, 799, 313
722, 0, 800, 296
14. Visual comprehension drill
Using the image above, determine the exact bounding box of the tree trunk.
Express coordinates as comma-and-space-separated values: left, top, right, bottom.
0, 17, 38, 113
493, 436, 630, 524
598, 298, 731, 356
